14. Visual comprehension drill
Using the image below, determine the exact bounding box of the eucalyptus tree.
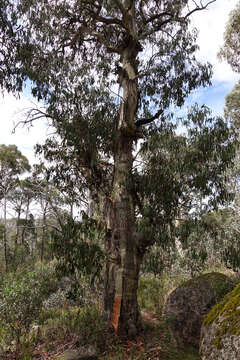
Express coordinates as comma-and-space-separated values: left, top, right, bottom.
218, 1, 240, 127
0, 145, 31, 271
10, 178, 38, 245
219, 1, 240, 73
218, 1, 240, 243
0, 0, 236, 336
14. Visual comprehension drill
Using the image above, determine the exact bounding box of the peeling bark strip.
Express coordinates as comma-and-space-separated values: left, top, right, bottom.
112, 297, 122, 331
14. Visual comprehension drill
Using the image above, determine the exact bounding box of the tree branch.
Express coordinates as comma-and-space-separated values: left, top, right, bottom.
184, 0, 216, 19
139, 0, 216, 38
135, 108, 164, 127
12, 108, 53, 133
62, 25, 121, 54
83, 5, 124, 27
139, 0, 147, 24
144, 11, 174, 25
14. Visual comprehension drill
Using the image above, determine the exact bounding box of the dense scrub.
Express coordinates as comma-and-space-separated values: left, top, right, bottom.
0, 257, 237, 360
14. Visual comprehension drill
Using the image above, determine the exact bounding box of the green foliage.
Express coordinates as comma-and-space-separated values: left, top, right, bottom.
141, 245, 177, 278
0, 144, 31, 199
0, 0, 237, 334
219, 0, 240, 148
219, 2, 240, 73
0, 1, 221, 212
51, 215, 104, 300
0, 264, 58, 353
139, 105, 236, 224
39, 305, 106, 350
225, 81, 240, 127
0, 223, 4, 241
137, 104, 237, 277
8, 243, 31, 272
167, 209, 240, 275
0, 144, 30, 176
224, 244, 240, 272
138, 271, 190, 316
138, 277, 166, 315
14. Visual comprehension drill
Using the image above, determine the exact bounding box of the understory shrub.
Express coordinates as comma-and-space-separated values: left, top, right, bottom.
138, 277, 166, 315
39, 304, 106, 350
51, 215, 104, 301
138, 270, 191, 316
42, 288, 69, 310
0, 263, 58, 356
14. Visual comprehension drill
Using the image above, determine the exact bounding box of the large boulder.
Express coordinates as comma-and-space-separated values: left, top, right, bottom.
163, 272, 237, 348
200, 282, 240, 360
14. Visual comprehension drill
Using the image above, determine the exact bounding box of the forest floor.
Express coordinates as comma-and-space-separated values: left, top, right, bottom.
2, 309, 198, 360
98, 310, 199, 360
1, 312, 199, 360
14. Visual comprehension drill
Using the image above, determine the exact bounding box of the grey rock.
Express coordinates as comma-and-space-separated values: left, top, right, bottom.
163, 272, 236, 348
58, 346, 98, 360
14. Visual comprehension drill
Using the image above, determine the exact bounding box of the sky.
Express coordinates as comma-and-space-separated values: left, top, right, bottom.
0, 0, 239, 165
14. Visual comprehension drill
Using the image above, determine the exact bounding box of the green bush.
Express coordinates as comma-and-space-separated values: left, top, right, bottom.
40, 305, 106, 350
138, 277, 166, 315
51, 215, 104, 287
138, 272, 190, 316
0, 264, 58, 356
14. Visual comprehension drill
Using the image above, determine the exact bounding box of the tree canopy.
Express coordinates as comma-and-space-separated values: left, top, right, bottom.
219, 2, 240, 73
219, 2, 240, 127
0, 144, 31, 271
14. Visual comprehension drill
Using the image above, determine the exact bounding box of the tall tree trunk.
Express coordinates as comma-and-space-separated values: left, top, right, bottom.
104, 0, 143, 337
104, 133, 143, 338
3, 193, 8, 272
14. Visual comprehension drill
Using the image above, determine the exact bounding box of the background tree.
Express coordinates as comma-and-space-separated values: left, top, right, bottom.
0, 145, 30, 271
10, 178, 37, 246
216, 0, 240, 272
219, 1, 240, 127
218, 1, 240, 73
0, 0, 236, 337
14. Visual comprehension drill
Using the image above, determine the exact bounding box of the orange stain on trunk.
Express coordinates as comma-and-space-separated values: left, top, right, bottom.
112, 297, 121, 332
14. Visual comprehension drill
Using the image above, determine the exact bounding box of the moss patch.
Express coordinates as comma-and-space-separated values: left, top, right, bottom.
203, 282, 240, 349
204, 282, 240, 327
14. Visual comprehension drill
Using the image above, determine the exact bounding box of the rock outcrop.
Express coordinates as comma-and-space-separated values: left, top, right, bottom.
163, 272, 237, 348
200, 282, 240, 360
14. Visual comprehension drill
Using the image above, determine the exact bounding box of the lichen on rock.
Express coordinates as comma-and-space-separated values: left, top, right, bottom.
200, 282, 240, 360
163, 272, 237, 348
